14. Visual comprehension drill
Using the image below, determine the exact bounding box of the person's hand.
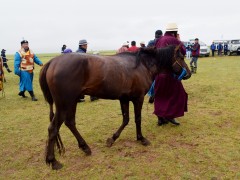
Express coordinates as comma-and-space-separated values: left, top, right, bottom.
40, 64, 43, 66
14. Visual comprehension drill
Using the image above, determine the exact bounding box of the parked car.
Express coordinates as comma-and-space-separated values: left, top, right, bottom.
199, 41, 210, 57
227, 39, 240, 55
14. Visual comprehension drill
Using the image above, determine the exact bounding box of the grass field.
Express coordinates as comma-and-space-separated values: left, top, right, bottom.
0, 52, 240, 179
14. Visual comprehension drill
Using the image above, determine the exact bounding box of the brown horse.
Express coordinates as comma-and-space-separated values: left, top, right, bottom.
39, 46, 191, 170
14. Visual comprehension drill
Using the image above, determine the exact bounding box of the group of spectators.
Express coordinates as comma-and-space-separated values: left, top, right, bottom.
210, 42, 228, 56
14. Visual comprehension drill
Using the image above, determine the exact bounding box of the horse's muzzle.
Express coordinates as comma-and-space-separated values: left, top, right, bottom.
182, 72, 191, 80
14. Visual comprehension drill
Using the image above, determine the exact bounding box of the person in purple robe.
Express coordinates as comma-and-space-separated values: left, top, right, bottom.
154, 23, 188, 126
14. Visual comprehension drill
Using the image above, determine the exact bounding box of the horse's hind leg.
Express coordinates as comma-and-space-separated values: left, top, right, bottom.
64, 104, 91, 155
133, 97, 150, 146
45, 109, 66, 170
106, 99, 129, 147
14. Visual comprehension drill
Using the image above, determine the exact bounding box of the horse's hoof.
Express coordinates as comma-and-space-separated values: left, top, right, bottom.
106, 138, 114, 147
141, 138, 151, 146
83, 147, 92, 156
51, 160, 63, 170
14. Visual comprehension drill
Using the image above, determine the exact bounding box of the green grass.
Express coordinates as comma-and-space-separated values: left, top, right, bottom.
0, 53, 240, 179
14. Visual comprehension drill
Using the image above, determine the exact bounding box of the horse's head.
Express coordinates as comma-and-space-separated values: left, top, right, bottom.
136, 46, 191, 80
172, 45, 191, 80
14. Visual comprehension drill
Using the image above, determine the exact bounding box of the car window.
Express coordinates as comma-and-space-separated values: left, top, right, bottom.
231, 40, 240, 44
200, 42, 206, 46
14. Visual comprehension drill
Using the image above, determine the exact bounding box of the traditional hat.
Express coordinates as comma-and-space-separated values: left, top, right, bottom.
21, 40, 28, 45
123, 42, 129, 46
166, 23, 178, 32
79, 39, 88, 45
140, 41, 145, 45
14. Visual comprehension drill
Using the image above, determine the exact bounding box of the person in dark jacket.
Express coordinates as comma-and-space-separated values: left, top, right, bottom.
210, 42, 216, 57
61, 45, 66, 53
76, 39, 98, 102
218, 43, 223, 56
147, 29, 163, 103
1, 49, 12, 73
223, 43, 228, 56
190, 38, 200, 73
147, 30, 163, 47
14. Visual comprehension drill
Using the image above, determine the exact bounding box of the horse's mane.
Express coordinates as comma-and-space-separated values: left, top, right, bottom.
136, 46, 175, 69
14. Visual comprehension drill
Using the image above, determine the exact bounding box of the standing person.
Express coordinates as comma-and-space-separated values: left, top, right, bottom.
147, 30, 163, 103
1, 49, 12, 73
76, 39, 98, 102
14, 40, 43, 101
147, 30, 163, 47
0, 57, 4, 91
218, 43, 223, 56
223, 43, 228, 56
210, 42, 216, 57
154, 23, 188, 126
140, 41, 146, 48
190, 38, 200, 74
117, 42, 129, 54
128, 41, 139, 52
186, 44, 191, 59
61, 45, 66, 53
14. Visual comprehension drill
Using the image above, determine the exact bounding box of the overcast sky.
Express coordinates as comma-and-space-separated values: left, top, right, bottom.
1, 0, 239, 54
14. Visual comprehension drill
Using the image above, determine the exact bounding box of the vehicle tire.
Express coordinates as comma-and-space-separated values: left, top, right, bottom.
237, 48, 240, 55
227, 51, 232, 56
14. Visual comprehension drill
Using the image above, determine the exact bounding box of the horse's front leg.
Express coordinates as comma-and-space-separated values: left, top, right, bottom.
106, 99, 129, 147
133, 97, 151, 146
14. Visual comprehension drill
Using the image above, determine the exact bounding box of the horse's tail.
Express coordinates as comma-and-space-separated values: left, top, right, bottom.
39, 61, 53, 106
39, 61, 65, 155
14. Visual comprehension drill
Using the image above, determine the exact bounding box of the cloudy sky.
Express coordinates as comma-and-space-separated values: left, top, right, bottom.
1, 0, 239, 54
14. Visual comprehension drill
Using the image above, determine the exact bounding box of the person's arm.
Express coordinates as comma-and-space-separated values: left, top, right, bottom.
14, 53, 21, 76
33, 54, 43, 66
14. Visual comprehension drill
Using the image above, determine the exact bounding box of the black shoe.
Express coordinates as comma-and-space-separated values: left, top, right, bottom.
168, 119, 180, 125
158, 117, 168, 126
18, 91, 27, 98
28, 91, 37, 101
7, 69, 12, 73
31, 96, 38, 101
90, 97, 98, 102
77, 99, 85, 103
148, 96, 154, 104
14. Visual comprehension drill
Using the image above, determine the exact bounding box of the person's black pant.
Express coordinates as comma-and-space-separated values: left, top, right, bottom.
212, 50, 215, 57
3, 62, 11, 72
224, 50, 228, 55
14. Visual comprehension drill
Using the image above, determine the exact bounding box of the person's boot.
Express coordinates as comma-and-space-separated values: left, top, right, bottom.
90, 96, 98, 102
194, 67, 197, 74
29, 91, 38, 101
168, 119, 180, 125
18, 91, 27, 98
190, 65, 194, 74
158, 117, 168, 126
148, 96, 154, 104
78, 95, 85, 103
